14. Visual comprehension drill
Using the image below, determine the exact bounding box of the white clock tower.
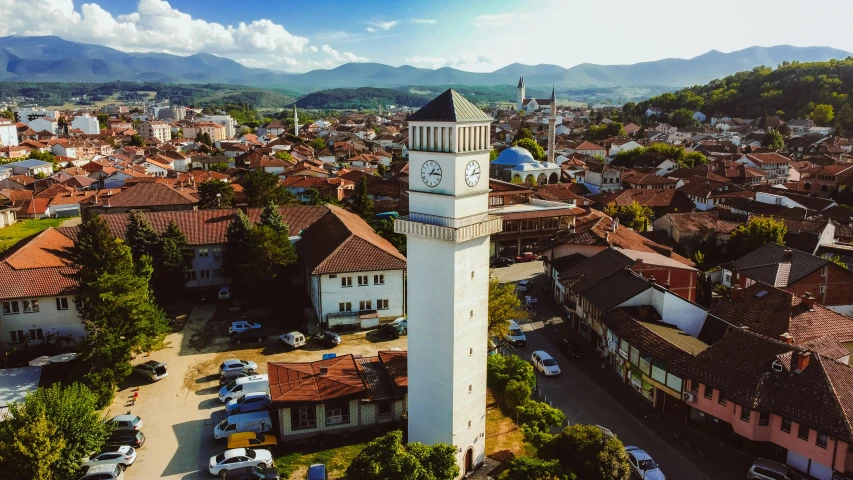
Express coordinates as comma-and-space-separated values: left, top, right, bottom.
395, 89, 502, 476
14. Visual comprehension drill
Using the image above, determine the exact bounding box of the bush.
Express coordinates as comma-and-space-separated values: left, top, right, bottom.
499, 457, 566, 480
517, 399, 566, 433
503, 379, 532, 412
487, 354, 536, 396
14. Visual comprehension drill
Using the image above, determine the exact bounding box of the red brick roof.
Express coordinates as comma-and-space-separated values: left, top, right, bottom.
268, 354, 367, 403
92, 182, 198, 207
0, 228, 77, 299
378, 351, 408, 388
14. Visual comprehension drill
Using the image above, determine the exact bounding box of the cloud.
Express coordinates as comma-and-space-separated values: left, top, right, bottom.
308, 45, 318, 52
366, 27, 376, 33
472, 13, 527, 29
409, 19, 437, 24
0, 0, 309, 56
366, 20, 398, 31
405, 54, 493, 70
321, 44, 368, 63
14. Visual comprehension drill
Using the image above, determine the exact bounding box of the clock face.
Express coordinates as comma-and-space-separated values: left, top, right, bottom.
465, 160, 481, 187
421, 160, 442, 188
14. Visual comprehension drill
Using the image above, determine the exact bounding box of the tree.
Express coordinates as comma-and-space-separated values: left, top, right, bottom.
0, 383, 109, 479
274, 150, 293, 162
129, 134, 145, 147
762, 128, 785, 150
490, 149, 500, 161
811, 104, 835, 126
503, 379, 533, 412
224, 210, 254, 284
488, 278, 525, 338
126, 210, 161, 268
669, 108, 698, 128
154, 221, 194, 301
346, 430, 459, 480
823, 254, 848, 270
517, 399, 566, 434
352, 177, 374, 218
309, 137, 326, 152
243, 169, 295, 207
371, 217, 406, 256
197, 179, 235, 209
616, 201, 653, 232
837, 103, 853, 132
209, 162, 228, 173
499, 457, 563, 480
513, 138, 545, 161
487, 354, 536, 395
537, 425, 631, 480
726, 216, 786, 259
0, 109, 13, 120
197, 131, 213, 146
515, 127, 534, 142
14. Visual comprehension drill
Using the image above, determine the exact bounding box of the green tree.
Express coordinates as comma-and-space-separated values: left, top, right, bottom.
129, 134, 145, 147
352, 177, 374, 218
126, 210, 161, 268
517, 399, 566, 434
154, 221, 194, 301
503, 379, 533, 412
224, 210, 254, 284
811, 104, 835, 126
0, 109, 13, 120
726, 216, 787, 259
669, 108, 698, 128
309, 137, 326, 151
499, 457, 563, 480
487, 354, 536, 395
243, 169, 295, 207
209, 162, 228, 173
837, 103, 853, 131
616, 201, 653, 231
274, 150, 293, 162
346, 430, 459, 480
197, 179, 235, 209
370, 217, 406, 256
197, 131, 213, 146
490, 149, 500, 161
260, 201, 286, 233
515, 127, 534, 142
488, 278, 526, 338
0, 383, 109, 479
513, 137, 545, 161
537, 425, 631, 480
823, 254, 848, 270
762, 128, 785, 150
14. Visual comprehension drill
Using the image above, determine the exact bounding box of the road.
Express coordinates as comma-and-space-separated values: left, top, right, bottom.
492, 261, 753, 480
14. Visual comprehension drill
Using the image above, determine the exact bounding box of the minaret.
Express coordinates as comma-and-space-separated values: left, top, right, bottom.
293, 106, 299, 138
517, 76, 525, 111
395, 89, 502, 477
547, 85, 557, 164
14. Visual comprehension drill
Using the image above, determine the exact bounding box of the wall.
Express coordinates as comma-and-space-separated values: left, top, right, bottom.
631, 264, 697, 302
787, 263, 853, 308
618, 286, 707, 337
317, 269, 405, 321
185, 244, 226, 288
0, 295, 85, 347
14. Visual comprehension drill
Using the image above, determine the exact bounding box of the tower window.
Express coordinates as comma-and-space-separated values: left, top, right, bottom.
470, 310, 474, 318
468, 420, 472, 428
471, 271, 475, 279
469, 348, 473, 356
468, 385, 472, 393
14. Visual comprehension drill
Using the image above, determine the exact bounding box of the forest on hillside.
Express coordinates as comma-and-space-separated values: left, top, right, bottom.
626, 58, 853, 129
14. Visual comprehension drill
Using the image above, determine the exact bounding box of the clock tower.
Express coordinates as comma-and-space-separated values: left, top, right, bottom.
395, 89, 502, 476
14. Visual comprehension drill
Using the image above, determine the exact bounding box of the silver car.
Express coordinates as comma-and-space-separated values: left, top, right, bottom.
82, 446, 137, 470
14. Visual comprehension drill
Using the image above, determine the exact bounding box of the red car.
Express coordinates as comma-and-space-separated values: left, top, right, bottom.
515, 252, 541, 262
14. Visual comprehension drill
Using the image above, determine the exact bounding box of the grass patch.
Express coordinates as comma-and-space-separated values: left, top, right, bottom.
273, 425, 396, 479
0, 217, 67, 252
485, 389, 536, 464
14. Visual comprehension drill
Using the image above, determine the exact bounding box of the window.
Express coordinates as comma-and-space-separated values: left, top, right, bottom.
75, 298, 84, 310
689, 379, 699, 394
9, 330, 24, 343
817, 433, 828, 449
339, 302, 352, 312
212, 247, 222, 258
741, 406, 751, 423
198, 248, 209, 258
798, 424, 810, 440
186, 270, 197, 281
377, 299, 389, 310
377, 401, 392, 417
55, 297, 69, 310
357, 275, 369, 286
374, 274, 384, 285
28, 329, 43, 341
759, 411, 770, 426
704, 385, 714, 400
3, 301, 19, 315
292, 404, 316, 430
325, 399, 350, 425
22, 299, 39, 313
341, 277, 352, 287
781, 418, 792, 433
822, 266, 828, 277
359, 300, 372, 311
718, 394, 727, 406
200, 270, 210, 279
468, 385, 472, 393
820, 286, 826, 294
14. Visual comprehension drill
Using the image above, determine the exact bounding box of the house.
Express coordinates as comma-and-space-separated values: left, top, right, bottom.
788, 119, 815, 134
4, 159, 53, 177
82, 182, 199, 219
801, 164, 853, 197
566, 140, 607, 158
70, 114, 100, 135
297, 205, 407, 328
138, 121, 172, 143
620, 171, 679, 190
653, 211, 743, 255
581, 162, 622, 194
677, 178, 754, 211
608, 139, 643, 156
738, 153, 792, 185
281, 176, 354, 202
0, 119, 18, 147
590, 189, 694, 223
722, 243, 853, 315
267, 351, 407, 440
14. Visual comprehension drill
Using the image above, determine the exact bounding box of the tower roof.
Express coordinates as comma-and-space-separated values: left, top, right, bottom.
408, 89, 492, 123
518, 76, 525, 88
551, 85, 556, 103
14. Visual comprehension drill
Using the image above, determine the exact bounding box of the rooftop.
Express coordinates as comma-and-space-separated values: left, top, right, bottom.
408, 89, 492, 123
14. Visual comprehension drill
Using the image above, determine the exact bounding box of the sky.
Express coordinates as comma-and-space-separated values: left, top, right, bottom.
1, 0, 852, 73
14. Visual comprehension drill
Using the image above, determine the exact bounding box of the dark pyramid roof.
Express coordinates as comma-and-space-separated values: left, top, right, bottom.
408, 89, 492, 123
518, 76, 525, 88
551, 85, 556, 102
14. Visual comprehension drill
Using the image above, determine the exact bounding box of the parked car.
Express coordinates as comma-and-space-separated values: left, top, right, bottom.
208, 448, 273, 476
220, 359, 258, 375
490, 256, 514, 268
133, 360, 168, 382
221, 465, 280, 480
390, 317, 408, 334
220, 370, 252, 386
279, 331, 307, 349
376, 324, 401, 340
227, 432, 278, 450
531, 350, 561, 376
106, 430, 145, 448
515, 280, 532, 292
214, 411, 273, 440
229, 320, 262, 335
747, 458, 802, 480
225, 393, 271, 416
231, 328, 269, 345
515, 252, 540, 263
504, 320, 526, 347
219, 375, 269, 403
81, 446, 137, 470
558, 338, 584, 359
107, 414, 142, 431
219, 286, 231, 300
80, 464, 124, 480
625, 446, 665, 480
307, 464, 329, 480
313, 331, 342, 348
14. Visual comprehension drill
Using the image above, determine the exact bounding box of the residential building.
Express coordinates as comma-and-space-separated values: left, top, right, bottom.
4, 159, 53, 177
70, 114, 100, 135
0, 119, 18, 147
653, 211, 743, 255
139, 121, 172, 143
82, 182, 198, 219
581, 162, 622, 194
738, 153, 792, 185
677, 178, 754, 211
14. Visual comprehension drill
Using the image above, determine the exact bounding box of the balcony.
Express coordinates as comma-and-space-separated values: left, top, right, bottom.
394, 215, 502, 243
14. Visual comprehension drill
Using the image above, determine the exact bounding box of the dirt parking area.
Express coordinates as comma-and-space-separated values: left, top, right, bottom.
113, 303, 406, 480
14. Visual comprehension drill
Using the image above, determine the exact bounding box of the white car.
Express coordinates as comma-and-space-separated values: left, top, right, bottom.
516, 280, 532, 292
229, 320, 262, 335
209, 448, 273, 475
219, 359, 258, 375
82, 445, 137, 470
391, 317, 407, 334
625, 446, 665, 480
218, 286, 231, 300
531, 350, 561, 376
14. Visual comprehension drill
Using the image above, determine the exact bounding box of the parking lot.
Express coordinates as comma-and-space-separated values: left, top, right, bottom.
111, 301, 406, 479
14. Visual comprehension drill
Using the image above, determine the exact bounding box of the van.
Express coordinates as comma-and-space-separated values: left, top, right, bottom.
219, 375, 269, 403
81, 463, 124, 480
747, 458, 802, 480
504, 320, 526, 347
213, 411, 273, 440
280, 331, 306, 349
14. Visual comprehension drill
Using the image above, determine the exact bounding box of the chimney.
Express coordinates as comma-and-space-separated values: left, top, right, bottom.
664, 282, 671, 290
319, 366, 329, 375
802, 293, 815, 310
783, 249, 793, 257
612, 217, 619, 232
648, 275, 656, 285
793, 351, 811, 373
779, 332, 795, 344
731, 285, 742, 300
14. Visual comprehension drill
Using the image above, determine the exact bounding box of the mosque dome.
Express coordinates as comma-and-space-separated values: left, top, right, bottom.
492, 146, 538, 166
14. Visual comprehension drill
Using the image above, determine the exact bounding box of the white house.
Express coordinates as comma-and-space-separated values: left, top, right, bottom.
29, 117, 58, 135
0, 119, 18, 147
5, 159, 53, 176
608, 140, 643, 156
70, 114, 100, 135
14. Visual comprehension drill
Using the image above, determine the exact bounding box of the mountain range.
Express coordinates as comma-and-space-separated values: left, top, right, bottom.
1, 36, 850, 90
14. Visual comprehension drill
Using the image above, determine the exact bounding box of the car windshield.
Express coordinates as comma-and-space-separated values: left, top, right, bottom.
215, 453, 226, 463
225, 380, 237, 390
218, 419, 229, 429
542, 359, 557, 367
638, 459, 657, 470
154, 365, 167, 374
510, 329, 523, 336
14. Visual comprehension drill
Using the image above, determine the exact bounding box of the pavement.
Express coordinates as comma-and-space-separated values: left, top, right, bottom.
491, 261, 755, 480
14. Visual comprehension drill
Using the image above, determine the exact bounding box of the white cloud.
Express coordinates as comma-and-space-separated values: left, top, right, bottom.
367, 20, 398, 31
308, 45, 318, 52
0, 0, 309, 57
409, 19, 437, 24
405, 54, 493, 70
321, 44, 368, 63
472, 13, 529, 29
366, 27, 376, 33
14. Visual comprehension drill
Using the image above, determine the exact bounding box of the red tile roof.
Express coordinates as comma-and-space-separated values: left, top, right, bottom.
0, 228, 77, 299
268, 354, 367, 403
92, 182, 198, 207
378, 351, 408, 388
